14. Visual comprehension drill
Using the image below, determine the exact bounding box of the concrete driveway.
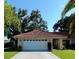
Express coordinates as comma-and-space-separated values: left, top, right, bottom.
11, 52, 60, 59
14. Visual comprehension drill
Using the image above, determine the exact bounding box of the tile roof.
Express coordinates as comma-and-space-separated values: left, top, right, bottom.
14, 29, 68, 39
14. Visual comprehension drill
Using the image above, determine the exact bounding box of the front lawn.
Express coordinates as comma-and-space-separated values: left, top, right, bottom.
4, 47, 21, 59
52, 50, 75, 59
4, 51, 17, 59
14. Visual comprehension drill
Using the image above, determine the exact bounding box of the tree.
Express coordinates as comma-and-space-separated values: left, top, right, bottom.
4, 2, 21, 36
54, 0, 75, 37
17, 9, 48, 32
61, 0, 75, 38
53, 0, 75, 48
29, 9, 48, 31
17, 8, 27, 32
4, 2, 21, 49
21, 16, 30, 32
53, 17, 70, 32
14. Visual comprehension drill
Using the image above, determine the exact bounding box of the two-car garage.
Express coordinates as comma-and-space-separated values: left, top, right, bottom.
22, 40, 48, 51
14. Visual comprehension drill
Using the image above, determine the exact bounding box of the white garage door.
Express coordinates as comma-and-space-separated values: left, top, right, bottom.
22, 40, 48, 51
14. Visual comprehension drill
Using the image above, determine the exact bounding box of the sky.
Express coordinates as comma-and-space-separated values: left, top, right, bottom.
7, 0, 74, 32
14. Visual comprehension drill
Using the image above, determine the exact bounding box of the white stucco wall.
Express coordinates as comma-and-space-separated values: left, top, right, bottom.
18, 40, 23, 47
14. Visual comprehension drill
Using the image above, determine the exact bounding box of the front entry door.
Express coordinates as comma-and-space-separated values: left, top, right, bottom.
53, 39, 59, 49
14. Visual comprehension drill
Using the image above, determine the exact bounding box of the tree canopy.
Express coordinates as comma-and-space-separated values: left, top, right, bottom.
16, 8, 48, 32
53, 0, 75, 39
4, 1, 48, 37
53, 16, 70, 32
29, 10, 48, 31
4, 2, 21, 36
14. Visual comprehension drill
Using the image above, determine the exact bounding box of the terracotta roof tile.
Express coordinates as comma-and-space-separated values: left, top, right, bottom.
14, 30, 68, 39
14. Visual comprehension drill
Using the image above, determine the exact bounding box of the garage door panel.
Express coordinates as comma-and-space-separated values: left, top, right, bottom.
22, 40, 48, 51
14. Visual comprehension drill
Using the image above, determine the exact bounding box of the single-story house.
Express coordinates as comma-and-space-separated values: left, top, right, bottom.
14, 30, 69, 51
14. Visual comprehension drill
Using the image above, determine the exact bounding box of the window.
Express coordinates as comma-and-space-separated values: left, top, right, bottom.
45, 40, 47, 41
42, 40, 44, 41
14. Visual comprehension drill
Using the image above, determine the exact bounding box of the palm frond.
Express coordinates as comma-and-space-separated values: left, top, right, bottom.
62, 0, 75, 17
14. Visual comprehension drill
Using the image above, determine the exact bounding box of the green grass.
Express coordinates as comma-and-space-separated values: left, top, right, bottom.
4, 52, 17, 59
52, 50, 75, 59
4, 48, 20, 59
